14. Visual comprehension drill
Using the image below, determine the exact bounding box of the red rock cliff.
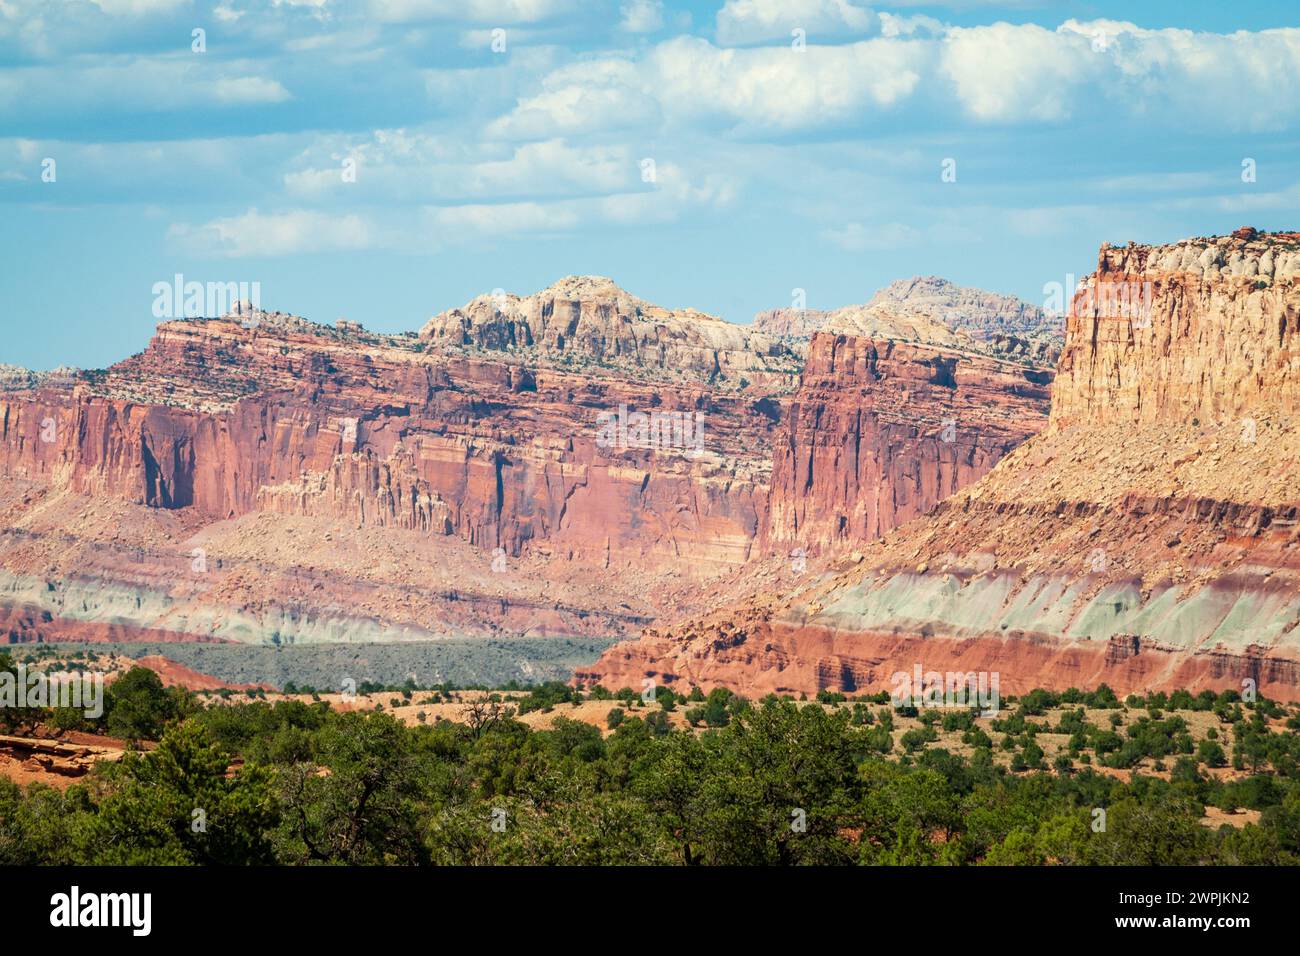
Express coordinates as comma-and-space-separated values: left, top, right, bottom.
0, 275, 1052, 652
584, 231, 1300, 702
0, 286, 790, 646
761, 333, 1052, 554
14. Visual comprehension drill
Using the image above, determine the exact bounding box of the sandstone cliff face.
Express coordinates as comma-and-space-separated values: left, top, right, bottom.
584, 232, 1300, 701
0, 281, 792, 646
0, 275, 1052, 653
760, 333, 1052, 553
2, 313, 778, 564
1052, 233, 1300, 426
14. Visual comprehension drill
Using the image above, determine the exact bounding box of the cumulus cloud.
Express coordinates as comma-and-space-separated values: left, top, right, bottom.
942, 22, 1097, 122
12, 5, 1300, 283
493, 36, 932, 137
486, 58, 661, 138
879, 12, 943, 38
1072, 20, 1300, 133
651, 36, 928, 131
168, 208, 373, 257
942, 20, 1300, 130
479, 21, 1300, 141
716, 0, 879, 46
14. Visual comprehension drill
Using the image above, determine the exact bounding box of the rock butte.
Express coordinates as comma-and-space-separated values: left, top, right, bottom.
582, 231, 1300, 702
0, 274, 1054, 654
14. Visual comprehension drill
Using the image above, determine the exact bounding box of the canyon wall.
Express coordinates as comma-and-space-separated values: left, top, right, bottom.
0, 282, 792, 646
760, 333, 1052, 553
0, 274, 1053, 651
1, 312, 780, 568
585, 231, 1300, 701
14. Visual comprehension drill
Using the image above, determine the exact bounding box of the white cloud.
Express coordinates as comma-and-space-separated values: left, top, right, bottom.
465, 139, 633, 195
427, 199, 579, 236
716, 0, 878, 46
619, 0, 663, 34
168, 208, 373, 257
598, 158, 738, 224
941, 22, 1096, 122
425, 166, 736, 240
12, 6, 1300, 284
284, 134, 637, 201
0, 57, 294, 113
1081, 20, 1300, 133
368, 0, 579, 24
477, 21, 1300, 142
486, 58, 660, 138
489, 36, 931, 139
87, 0, 188, 14
942, 20, 1300, 130
212, 75, 292, 104
647, 36, 926, 132
879, 12, 943, 39
418, 152, 738, 240
821, 221, 921, 251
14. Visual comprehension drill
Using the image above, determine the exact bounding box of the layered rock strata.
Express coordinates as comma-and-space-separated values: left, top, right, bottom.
0, 280, 793, 645
760, 333, 1052, 553
584, 232, 1300, 701
0, 273, 1053, 651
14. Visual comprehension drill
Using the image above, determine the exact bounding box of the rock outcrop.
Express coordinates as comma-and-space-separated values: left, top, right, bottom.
760, 332, 1052, 553
422, 275, 800, 390
1052, 233, 1300, 426
751, 275, 1063, 365
866, 275, 1058, 342
752, 308, 833, 340
584, 231, 1300, 702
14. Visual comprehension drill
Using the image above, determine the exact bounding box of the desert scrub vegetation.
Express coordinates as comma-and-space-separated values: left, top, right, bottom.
2, 655, 1298, 866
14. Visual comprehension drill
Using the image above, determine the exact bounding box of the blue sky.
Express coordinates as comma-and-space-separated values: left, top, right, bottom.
2, 0, 1299, 370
